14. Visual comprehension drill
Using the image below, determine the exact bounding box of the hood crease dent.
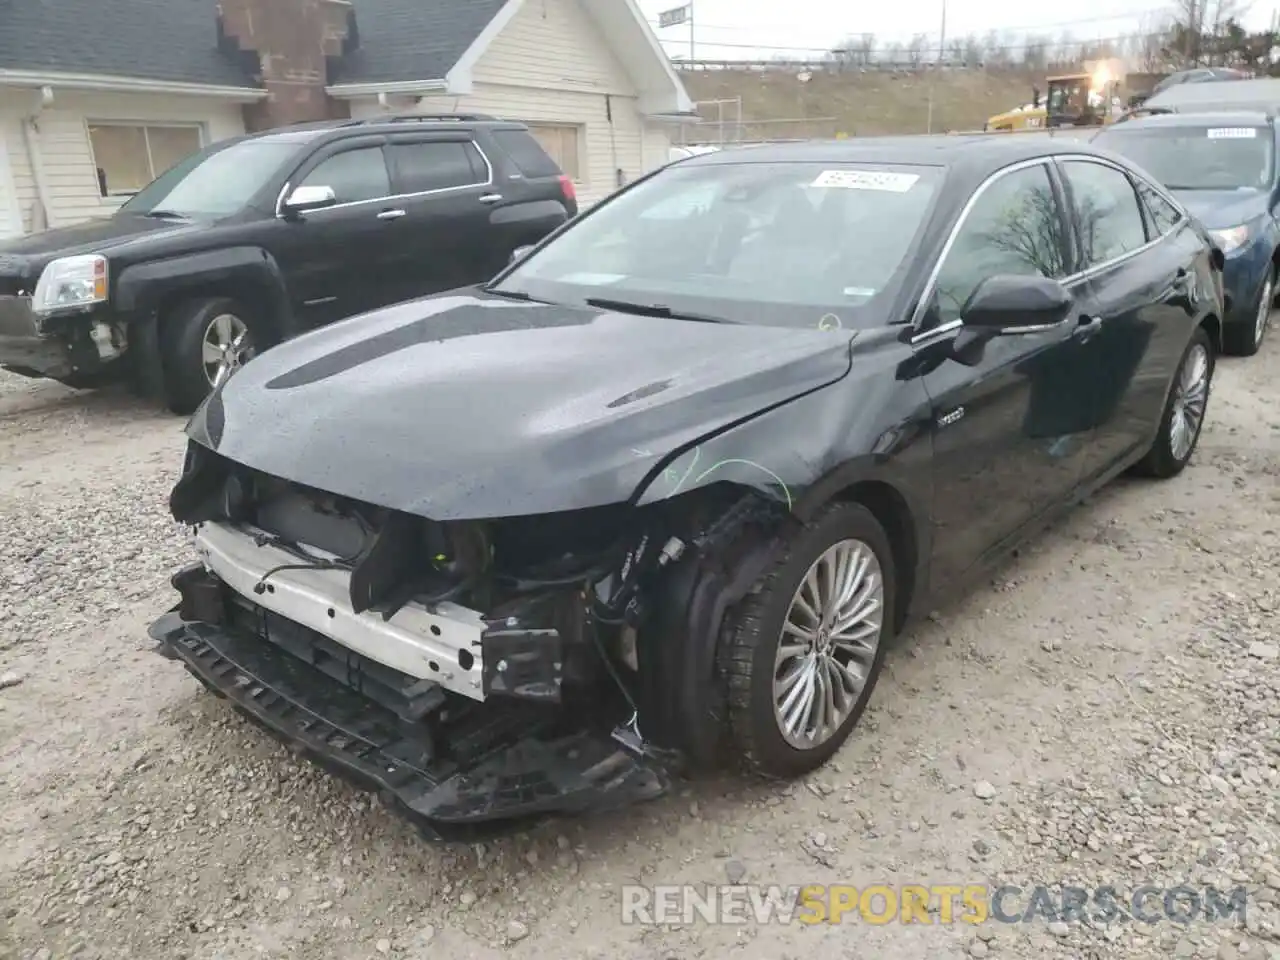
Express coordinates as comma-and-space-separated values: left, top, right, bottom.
186, 292, 855, 520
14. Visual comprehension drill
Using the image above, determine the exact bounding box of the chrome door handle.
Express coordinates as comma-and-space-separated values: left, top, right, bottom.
377, 209, 406, 220
1073, 314, 1102, 339
478, 193, 503, 204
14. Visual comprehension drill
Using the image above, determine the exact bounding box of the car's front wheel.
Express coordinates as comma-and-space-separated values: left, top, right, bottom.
1224, 266, 1274, 356
161, 297, 261, 414
1133, 325, 1214, 479
719, 502, 894, 779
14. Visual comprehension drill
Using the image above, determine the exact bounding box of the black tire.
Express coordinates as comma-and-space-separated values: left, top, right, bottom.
718, 502, 895, 779
159, 297, 261, 415
1132, 325, 1214, 479
1222, 266, 1274, 357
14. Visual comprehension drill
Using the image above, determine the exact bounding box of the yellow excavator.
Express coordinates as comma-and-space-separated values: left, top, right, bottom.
984, 63, 1122, 132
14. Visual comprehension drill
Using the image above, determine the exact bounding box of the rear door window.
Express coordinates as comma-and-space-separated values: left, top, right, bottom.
389, 141, 488, 194
1135, 180, 1183, 238
1060, 160, 1148, 266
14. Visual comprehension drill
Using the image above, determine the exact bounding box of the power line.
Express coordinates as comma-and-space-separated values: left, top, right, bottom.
647, 4, 1175, 38
655, 32, 1153, 56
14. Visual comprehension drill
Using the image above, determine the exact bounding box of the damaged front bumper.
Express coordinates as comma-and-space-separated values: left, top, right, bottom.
149, 570, 670, 840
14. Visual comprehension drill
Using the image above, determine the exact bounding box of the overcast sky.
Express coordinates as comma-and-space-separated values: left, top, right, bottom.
636, 0, 1277, 58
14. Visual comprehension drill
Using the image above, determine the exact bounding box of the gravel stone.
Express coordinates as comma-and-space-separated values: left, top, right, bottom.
1, 340, 1277, 960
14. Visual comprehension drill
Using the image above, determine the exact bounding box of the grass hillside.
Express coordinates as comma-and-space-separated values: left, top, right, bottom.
678, 67, 1042, 140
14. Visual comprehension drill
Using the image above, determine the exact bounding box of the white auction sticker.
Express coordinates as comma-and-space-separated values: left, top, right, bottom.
1207, 127, 1258, 139
811, 169, 920, 191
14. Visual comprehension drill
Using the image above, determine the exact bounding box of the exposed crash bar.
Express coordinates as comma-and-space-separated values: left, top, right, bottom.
192, 521, 486, 698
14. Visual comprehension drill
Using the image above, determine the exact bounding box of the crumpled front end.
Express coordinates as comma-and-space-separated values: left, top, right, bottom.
151, 440, 790, 837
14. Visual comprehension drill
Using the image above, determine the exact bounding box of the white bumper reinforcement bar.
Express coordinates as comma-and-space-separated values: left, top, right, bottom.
193, 521, 486, 701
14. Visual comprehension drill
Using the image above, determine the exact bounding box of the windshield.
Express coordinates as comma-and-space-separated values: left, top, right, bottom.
1095, 125, 1274, 190
491, 160, 942, 328
1048, 81, 1088, 116
118, 138, 303, 218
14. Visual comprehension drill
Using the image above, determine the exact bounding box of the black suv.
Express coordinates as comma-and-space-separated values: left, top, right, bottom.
0, 114, 577, 412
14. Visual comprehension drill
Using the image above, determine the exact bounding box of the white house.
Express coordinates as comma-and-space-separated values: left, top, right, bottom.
0, 0, 693, 238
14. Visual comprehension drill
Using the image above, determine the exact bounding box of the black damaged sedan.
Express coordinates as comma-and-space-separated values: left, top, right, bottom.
151, 136, 1223, 838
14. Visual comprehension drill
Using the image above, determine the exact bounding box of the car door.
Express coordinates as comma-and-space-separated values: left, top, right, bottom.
917, 159, 1094, 585
1056, 158, 1199, 479
383, 134, 499, 299
266, 137, 404, 327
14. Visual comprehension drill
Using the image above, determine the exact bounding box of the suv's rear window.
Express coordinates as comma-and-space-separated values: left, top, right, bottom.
491, 129, 562, 178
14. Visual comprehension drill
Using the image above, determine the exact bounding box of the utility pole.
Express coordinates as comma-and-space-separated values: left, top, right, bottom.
689, 1, 695, 63
926, 0, 947, 133
1186, 0, 1197, 65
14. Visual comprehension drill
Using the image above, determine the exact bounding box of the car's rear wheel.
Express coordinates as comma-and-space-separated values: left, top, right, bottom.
1223, 267, 1274, 356
1133, 325, 1214, 479
161, 297, 260, 415
718, 502, 894, 779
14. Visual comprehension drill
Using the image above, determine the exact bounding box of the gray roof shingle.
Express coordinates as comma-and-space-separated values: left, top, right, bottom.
0, 0, 257, 89
329, 0, 510, 85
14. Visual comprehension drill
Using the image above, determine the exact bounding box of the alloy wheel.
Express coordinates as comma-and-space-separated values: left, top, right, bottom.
202, 313, 254, 388
1255, 274, 1274, 348
772, 539, 884, 750
1169, 342, 1209, 462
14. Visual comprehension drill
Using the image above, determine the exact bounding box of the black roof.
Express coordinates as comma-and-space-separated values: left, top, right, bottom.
328, 0, 511, 86
0, 0, 513, 91
0, 0, 255, 89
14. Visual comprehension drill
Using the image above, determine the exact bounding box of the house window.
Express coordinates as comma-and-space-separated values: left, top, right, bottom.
526, 124, 582, 181
88, 123, 204, 197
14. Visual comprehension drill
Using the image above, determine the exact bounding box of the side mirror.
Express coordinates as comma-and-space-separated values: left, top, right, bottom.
960, 274, 1073, 332
282, 184, 337, 217
510, 244, 535, 264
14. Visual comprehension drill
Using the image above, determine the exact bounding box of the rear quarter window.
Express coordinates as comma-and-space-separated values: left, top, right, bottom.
491, 128, 562, 179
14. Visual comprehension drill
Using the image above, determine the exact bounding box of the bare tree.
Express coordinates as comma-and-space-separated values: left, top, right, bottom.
829, 32, 877, 66
882, 40, 904, 65
1136, 13, 1175, 70
906, 32, 930, 67
1023, 33, 1051, 70
1053, 30, 1080, 65
855, 33, 877, 64
980, 29, 1003, 65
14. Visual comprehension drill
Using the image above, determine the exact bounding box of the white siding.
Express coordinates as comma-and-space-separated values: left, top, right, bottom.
0, 91, 245, 234
346, 0, 675, 206
0, 121, 21, 238
473, 0, 636, 96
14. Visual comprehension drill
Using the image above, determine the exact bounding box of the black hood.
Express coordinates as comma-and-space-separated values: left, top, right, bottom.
0, 214, 208, 273
187, 291, 855, 520
1169, 189, 1268, 231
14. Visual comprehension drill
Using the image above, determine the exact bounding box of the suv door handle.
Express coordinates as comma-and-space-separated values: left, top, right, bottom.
377, 209, 406, 220
478, 194, 503, 204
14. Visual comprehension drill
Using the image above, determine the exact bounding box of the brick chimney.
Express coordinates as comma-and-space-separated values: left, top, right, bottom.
218, 0, 356, 130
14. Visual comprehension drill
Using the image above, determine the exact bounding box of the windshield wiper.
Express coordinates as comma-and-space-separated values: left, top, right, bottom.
484, 287, 551, 303
139, 209, 191, 220
584, 296, 736, 324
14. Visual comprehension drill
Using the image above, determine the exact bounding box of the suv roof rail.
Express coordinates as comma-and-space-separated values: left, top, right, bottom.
339, 113, 500, 127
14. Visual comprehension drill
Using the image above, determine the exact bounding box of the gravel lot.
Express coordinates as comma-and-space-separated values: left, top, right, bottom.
1, 337, 1278, 960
